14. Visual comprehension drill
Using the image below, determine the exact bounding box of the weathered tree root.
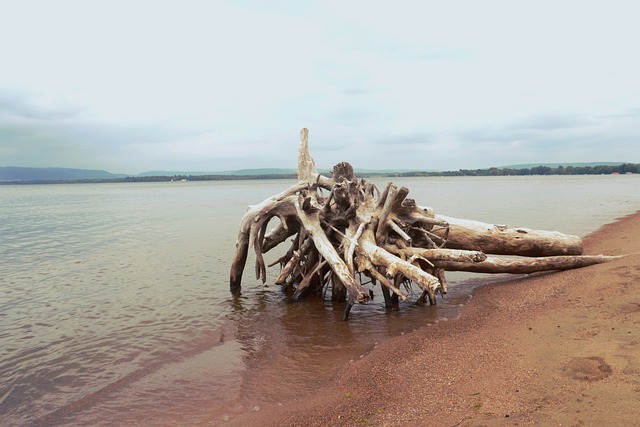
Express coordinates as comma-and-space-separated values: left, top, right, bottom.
229, 129, 622, 319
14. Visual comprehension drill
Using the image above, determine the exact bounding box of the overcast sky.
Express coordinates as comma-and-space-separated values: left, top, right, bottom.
1, 0, 639, 174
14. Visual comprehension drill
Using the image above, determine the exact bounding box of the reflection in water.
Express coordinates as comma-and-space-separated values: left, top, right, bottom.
1, 176, 639, 425
231, 278, 473, 414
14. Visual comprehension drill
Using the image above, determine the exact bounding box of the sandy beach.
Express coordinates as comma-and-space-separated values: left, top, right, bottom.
226, 210, 640, 426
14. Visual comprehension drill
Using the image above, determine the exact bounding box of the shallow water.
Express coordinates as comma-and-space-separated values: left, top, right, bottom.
1, 175, 639, 425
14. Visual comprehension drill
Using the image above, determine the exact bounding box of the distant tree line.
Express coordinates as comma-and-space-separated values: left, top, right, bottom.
396, 163, 640, 177
121, 163, 640, 182
0, 174, 298, 185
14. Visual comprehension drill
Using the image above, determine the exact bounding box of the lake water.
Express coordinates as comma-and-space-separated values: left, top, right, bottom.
1, 175, 639, 426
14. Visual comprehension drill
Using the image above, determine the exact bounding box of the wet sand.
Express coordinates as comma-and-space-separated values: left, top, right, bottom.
224, 210, 640, 426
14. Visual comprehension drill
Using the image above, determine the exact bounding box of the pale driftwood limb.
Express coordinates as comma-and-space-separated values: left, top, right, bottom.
399, 248, 487, 263
389, 219, 412, 244
434, 268, 447, 295
433, 254, 624, 274
432, 214, 584, 257
376, 182, 392, 209
423, 248, 487, 263
375, 185, 398, 245
230, 192, 303, 292
252, 220, 268, 282
297, 128, 316, 182
345, 223, 366, 277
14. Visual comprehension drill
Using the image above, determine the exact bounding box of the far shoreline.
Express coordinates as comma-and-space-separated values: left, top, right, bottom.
2, 162, 638, 185
2, 171, 637, 186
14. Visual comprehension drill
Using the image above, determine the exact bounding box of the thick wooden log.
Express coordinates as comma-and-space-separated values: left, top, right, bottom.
432, 214, 584, 257
433, 254, 623, 274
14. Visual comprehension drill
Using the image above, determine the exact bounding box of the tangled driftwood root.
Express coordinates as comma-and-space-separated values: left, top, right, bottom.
229, 129, 621, 320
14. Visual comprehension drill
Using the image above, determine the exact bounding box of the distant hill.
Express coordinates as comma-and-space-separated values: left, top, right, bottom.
137, 168, 298, 177
138, 167, 428, 177
0, 167, 128, 181
499, 162, 624, 170
1, 166, 430, 182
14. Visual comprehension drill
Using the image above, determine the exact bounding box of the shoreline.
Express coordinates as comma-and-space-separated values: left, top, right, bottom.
225, 210, 640, 426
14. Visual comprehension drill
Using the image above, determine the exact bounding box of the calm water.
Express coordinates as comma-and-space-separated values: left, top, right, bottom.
1, 175, 639, 425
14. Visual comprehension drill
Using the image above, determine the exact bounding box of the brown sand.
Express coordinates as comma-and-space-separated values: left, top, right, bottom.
227, 211, 640, 426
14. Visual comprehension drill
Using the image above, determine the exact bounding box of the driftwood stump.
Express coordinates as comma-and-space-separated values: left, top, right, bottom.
229, 129, 621, 319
